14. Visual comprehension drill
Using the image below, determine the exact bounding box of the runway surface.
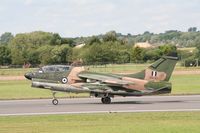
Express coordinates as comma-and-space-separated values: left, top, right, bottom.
0, 95, 200, 116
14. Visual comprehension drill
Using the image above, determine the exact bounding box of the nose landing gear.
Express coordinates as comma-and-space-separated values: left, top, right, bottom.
52, 92, 58, 105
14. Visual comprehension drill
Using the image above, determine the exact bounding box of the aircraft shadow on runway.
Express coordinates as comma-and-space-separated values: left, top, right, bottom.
111, 100, 184, 104
92, 100, 184, 105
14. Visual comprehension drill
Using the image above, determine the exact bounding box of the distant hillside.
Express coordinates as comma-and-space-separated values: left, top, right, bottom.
72, 27, 200, 47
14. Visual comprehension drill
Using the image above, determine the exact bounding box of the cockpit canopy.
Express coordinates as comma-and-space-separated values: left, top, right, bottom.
38, 65, 71, 73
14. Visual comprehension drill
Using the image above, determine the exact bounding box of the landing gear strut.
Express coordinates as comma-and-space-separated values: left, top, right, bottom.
52, 92, 58, 105
101, 97, 111, 104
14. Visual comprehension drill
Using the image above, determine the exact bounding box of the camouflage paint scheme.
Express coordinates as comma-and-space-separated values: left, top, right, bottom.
25, 55, 178, 104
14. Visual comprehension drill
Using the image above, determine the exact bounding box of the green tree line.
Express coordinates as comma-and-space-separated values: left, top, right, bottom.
0, 28, 200, 66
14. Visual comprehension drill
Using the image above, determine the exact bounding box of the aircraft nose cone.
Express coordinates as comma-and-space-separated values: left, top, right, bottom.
24, 72, 33, 80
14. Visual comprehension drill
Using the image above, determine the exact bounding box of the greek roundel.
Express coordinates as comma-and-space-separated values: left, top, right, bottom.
61, 77, 68, 84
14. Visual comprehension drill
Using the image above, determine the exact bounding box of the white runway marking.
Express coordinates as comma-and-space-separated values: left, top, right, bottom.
0, 109, 200, 116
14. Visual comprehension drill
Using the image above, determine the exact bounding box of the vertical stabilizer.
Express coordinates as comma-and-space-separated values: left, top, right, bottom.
126, 54, 178, 81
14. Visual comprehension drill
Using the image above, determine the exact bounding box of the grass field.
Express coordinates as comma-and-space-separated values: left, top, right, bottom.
0, 68, 37, 76
0, 74, 200, 99
171, 74, 200, 94
0, 112, 199, 133
0, 80, 89, 99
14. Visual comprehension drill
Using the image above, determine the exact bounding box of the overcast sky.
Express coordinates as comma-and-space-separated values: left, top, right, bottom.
0, 0, 200, 37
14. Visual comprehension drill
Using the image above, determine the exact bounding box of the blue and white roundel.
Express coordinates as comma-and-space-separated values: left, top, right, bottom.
61, 77, 68, 84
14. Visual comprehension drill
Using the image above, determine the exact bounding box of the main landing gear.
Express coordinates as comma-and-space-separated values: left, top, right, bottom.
52, 92, 58, 105
101, 97, 111, 104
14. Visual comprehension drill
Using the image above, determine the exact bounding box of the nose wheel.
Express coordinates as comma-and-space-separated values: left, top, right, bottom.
101, 97, 111, 104
52, 91, 59, 105
52, 99, 58, 105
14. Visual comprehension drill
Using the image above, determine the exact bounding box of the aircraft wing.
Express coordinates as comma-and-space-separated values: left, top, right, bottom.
31, 81, 143, 97
78, 72, 134, 86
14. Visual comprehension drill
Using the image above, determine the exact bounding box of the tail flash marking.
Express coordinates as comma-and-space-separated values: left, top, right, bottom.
144, 68, 166, 81
152, 71, 157, 77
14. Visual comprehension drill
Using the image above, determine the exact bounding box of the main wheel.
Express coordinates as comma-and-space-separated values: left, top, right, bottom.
101, 97, 111, 104
52, 99, 59, 105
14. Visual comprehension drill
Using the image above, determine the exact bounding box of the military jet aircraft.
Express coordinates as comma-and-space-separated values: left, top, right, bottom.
25, 54, 178, 105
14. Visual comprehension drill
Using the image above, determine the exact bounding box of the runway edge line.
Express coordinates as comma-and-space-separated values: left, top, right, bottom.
1, 109, 200, 116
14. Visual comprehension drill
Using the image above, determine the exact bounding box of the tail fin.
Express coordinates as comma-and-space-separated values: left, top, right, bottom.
126, 53, 178, 81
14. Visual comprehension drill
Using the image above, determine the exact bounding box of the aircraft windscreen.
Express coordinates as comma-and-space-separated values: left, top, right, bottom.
42, 67, 55, 73
56, 66, 70, 72
41, 66, 70, 73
